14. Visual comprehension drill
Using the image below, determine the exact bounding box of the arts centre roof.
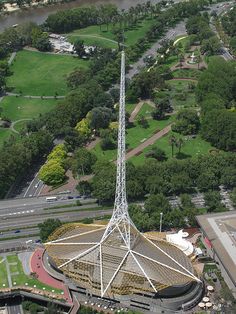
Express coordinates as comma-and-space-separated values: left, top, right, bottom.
46, 222, 200, 297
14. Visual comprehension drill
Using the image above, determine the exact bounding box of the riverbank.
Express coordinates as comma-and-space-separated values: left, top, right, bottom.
0, 0, 162, 32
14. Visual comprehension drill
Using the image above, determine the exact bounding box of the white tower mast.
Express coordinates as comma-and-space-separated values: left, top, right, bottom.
101, 51, 136, 248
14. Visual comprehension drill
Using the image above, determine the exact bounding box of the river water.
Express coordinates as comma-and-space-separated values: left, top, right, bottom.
0, 0, 161, 32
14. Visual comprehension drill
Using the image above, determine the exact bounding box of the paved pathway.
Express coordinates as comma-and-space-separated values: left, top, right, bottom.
11, 118, 32, 134
8, 51, 16, 65
129, 101, 144, 123
129, 100, 156, 123
18, 251, 33, 275
69, 34, 118, 45
31, 248, 72, 303
125, 124, 172, 160
6, 92, 65, 99
86, 136, 101, 150
5, 255, 12, 288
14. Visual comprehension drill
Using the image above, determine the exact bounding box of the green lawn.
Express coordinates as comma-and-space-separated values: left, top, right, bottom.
0, 258, 9, 288
67, 18, 155, 48
6, 254, 62, 294
93, 115, 174, 162
130, 132, 213, 166
7, 50, 89, 96
172, 68, 202, 80
1, 96, 57, 121
0, 128, 15, 147
136, 103, 154, 119
126, 103, 136, 114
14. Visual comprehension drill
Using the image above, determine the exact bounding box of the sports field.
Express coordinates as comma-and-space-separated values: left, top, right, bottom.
7, 50, 89, 96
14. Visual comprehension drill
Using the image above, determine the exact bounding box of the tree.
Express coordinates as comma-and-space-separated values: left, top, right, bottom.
129, 205, 151, 231
201, 109, 236, 151
204, 191, 225, 213
76, 180, 92, 196
47, 144, 67, 162
31, 28, 51, 51
175, 137, 184, 154
230, 188, 236, 207
172, 109, 200, 135
75, 118, 92, 139
170, 173, 192, 194
38, 218, 62, 242
169, 134, 176, 157
74, 38, 85, 58
145, 193, 171, 214
89, 107, 113, 130
39, 160, 66, 186
92, 161, 116, 203
201, 36, 221, 55
67, 68, 91, 89
145, 147, 167, 161
72, 148, 97, 175
137, 115, 149, 128
152, 97, 172, 120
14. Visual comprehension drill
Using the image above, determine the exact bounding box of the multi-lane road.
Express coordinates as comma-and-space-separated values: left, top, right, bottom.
0, 196, 112, 250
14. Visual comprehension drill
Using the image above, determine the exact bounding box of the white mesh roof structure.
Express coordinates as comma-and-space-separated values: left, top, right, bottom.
45, 52, 200, 298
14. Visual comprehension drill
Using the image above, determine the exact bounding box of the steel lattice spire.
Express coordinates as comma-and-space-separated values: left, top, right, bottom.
101, 51, 135, 247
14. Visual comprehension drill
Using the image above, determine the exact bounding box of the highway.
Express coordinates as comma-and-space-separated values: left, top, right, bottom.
0, 196, 112, 251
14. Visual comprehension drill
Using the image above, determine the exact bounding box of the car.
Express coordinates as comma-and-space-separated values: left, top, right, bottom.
75, 195, 81, 199
35, 239, 41, 243
14, 230, 21, 233
67, 196, 74, 199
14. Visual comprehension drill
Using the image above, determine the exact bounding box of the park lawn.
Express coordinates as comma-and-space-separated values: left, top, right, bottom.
7, 254, 62, 294
67, 18, 155, 48
93, 115, 174, 161
130, 132, 213, 166
13, 120, 29, 133
67, 24, 117, 49
136, 102, 154, 119
0, 258, 9, 288
0, 128, 15, 147
123, 18, 155, 46
165, 55, 178, 67
126, 103, 136, 114
172, 68, 202, 80
166, 79, 198, 110
7, 50, 89, 96
0, 96, 58, 121
127, 116, 174, 149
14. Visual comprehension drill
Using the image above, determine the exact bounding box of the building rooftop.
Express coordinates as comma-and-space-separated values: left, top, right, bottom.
196, 210, 236, 286
46, 222, 199, 297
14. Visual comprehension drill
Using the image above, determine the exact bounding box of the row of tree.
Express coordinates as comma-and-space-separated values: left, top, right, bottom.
196, 57, 236, 151
0, 22, 51, 60
87, 152, 236, 203
186, 13, 221, 55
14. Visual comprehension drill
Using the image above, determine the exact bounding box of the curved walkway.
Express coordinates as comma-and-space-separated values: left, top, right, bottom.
11, 118, 32, 134
68, 34, 118, 45
31, 248, 72, 304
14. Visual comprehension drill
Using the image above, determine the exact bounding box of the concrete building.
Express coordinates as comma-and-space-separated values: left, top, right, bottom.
197, 211, 236, 298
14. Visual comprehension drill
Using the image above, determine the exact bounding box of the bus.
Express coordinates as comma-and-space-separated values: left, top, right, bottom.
46, 196, 58, 202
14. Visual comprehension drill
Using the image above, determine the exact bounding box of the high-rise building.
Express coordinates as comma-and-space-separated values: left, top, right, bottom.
45, 52, 203, 312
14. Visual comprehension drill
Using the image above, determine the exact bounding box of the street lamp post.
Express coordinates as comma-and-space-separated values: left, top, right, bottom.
160, 212, 163, 233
